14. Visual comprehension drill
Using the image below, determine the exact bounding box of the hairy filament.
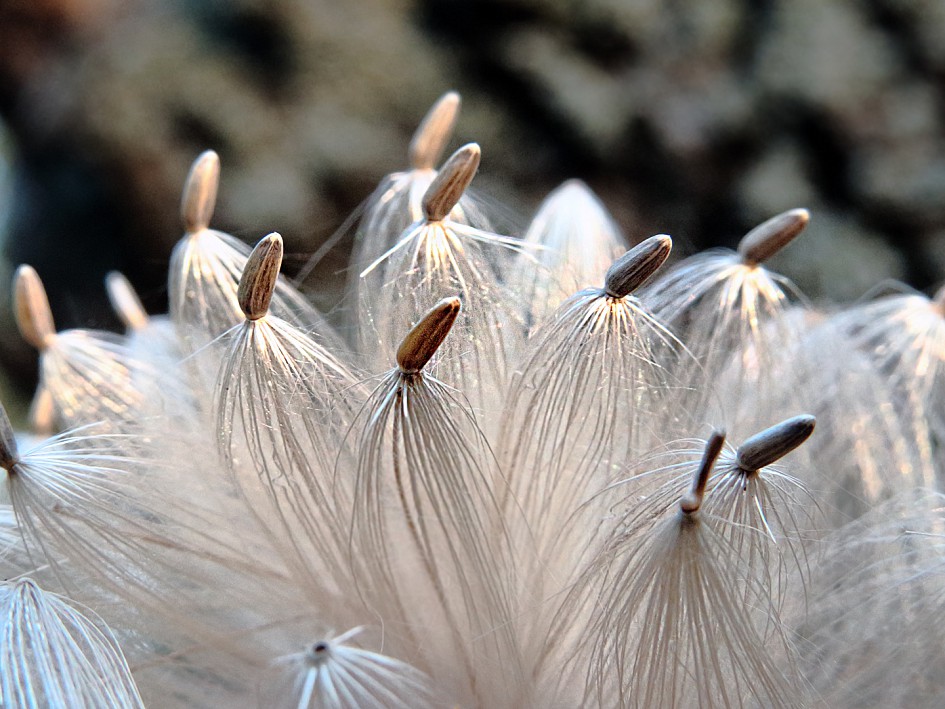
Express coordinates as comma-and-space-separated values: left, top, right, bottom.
0, 578, 144, 708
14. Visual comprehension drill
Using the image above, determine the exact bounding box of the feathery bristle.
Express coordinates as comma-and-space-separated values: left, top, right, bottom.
642, 217, 810, 435
356, 168, 523, 412
5, 95, 943, 709
13, 267, 173, 427
0, 504, 29, 579
216, 254, 363, 598
169, 155, 340, 352
797, 491, 945, 706
514, 179, 626, 330
829, 290, 945, 489
2, 427, 163, 591
262, 629, 437, 709
0, 579, 145, 708
342, 95, 489, 315
348, 302, 524, 705
498, 241, 688, 595
551, 432, 799, 708
706, 421, 818, 623
1, 422, 258, 610
42, 330, 170, 427
763, 317, 928, 525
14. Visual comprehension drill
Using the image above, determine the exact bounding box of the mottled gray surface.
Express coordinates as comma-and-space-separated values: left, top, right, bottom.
0, 0, 942, 395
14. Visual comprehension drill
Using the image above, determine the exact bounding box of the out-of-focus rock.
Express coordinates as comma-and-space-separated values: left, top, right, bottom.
738, 142, 816, 216
757, 0, 903, 127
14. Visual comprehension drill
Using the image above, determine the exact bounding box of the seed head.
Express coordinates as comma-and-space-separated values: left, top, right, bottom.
180, 150, 220, 234
14, 265, 56, 351
736, 415, 816, 473
737, 208, 809, 266
238, 233, 284, 321
604, 235, 673, 298
409, 91, 461, 171
105, 272, 149, 332
680, 431, 726, 514
396, 297, 462, 374
422, 144, 481, 222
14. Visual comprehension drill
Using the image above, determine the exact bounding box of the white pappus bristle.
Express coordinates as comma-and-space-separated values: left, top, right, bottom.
0, 578, 145, 708
4, 99, 945, 709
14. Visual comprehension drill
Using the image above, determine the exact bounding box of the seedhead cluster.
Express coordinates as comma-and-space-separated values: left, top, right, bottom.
0, 92, 943, 708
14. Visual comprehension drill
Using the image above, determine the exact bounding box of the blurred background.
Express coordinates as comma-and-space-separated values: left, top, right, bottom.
0, 0, 944, 408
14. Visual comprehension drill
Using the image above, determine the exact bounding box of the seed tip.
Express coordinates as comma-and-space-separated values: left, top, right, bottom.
680, 430, 726, 514
604, 234, 672, 298
14, 264, 56, 351
238, 232, 284, 321
421, 143, 481, 222
29, 385, 56, 438
181, 149, 221, 233
105, 272, 150, 332
736, 414, 816, 472
558, 178, 589, 194
396, 296, 462, 374
409, 91, 462, 170
737, 208, 810, 265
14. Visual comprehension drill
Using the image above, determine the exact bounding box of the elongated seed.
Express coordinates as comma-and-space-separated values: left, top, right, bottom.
0, 402, 19, 470
736, 415, 816, 472
681, 431, 726, 514
408, 92, 461, 171
29, 385, 55, 438
14, 265, 56, 351
422, 144, 480, 222
238, 233, 283, 320
604, 235, 673, 298
181, 150, 220, 233
397, 297, 462, 374
737, 208, 809, 265
106, 272, 149, 332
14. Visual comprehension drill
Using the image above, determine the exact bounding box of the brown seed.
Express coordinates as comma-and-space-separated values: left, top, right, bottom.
408, 91, 461, 171
680, 431, 726, 514
14, 265, 56, 351
737, 208, 809, 265
181, 150, 220, 234
397, 297, 462, 374
106, 272, 149, 332
238, 233, 284, 321
736, 415, 816, 472
604, 235, 673, 298
422, 144, 480, 223
29, 385, 56, 438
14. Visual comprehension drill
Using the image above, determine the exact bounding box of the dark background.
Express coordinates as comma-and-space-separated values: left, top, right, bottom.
1, 0, 943, 407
